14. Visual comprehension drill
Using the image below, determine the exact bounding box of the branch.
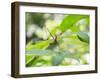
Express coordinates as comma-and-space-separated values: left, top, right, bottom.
45, 27, 55, 41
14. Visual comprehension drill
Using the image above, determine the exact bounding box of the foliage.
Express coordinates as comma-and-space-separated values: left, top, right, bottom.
25, 13, 90, 67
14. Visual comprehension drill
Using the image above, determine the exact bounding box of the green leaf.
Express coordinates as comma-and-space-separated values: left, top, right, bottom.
26, 40, 51, 51
26, 54, 34, 63
77, 31, 89, 43
26, 49, 57, 66
71, 17, 89, 32
59, 14, 89, 32
62, 51, 74, 58
26, 49, 78, 66
26, 56, 39, 67
26, 49, 76, 58
26, 40, 33, 48
26, 49, 55, 56
52, 51, 76, 66
50, 27, 58, 35
52, 53, 64, 66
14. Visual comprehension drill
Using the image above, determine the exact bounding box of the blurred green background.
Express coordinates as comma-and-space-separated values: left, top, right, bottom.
25, 12, 90, 67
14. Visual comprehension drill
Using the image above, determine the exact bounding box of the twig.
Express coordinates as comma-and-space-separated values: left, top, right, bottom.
45, 27, 55, 41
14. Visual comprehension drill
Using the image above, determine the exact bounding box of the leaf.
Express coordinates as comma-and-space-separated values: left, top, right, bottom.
26, 49, 78, 66
77, 31, 89, 43
26, 40, 33, 49
50, 27, 58, 35
26, 49, 54, 67
26, 49, 76, 58
26, 49, 58, 66
26, 49, 55, 56
71, 17, 89, 32
62, 51, 74, 58
26, 53, 34, 63
26, 40, 51, 51
26, 56, 39, 67
59, 14, 89, 32
52, 51, 76, 66
52, 53, 64, 66
47, 42, 58, 49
